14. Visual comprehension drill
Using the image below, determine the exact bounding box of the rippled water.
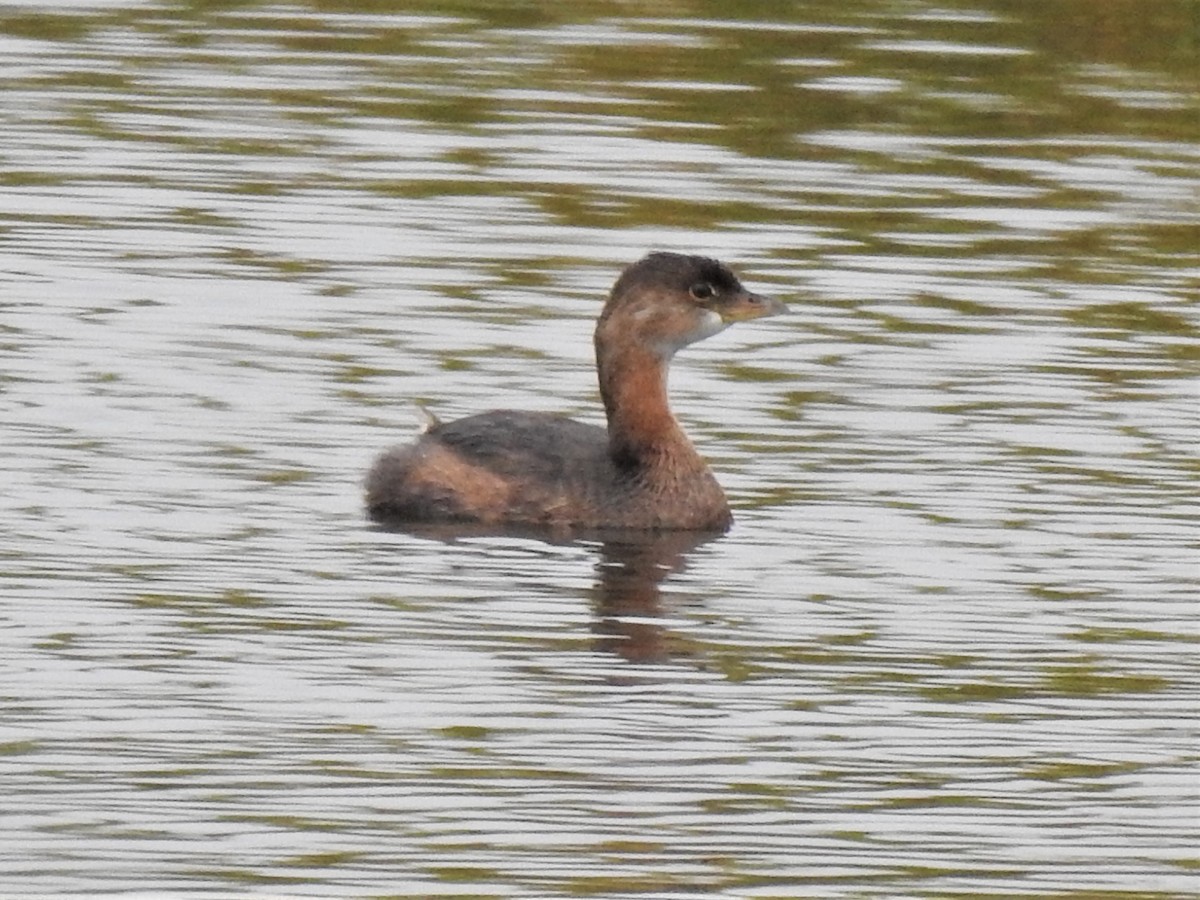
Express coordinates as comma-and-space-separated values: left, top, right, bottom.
2, 1, 1197, 897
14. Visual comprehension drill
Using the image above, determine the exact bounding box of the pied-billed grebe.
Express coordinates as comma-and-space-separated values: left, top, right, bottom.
366, 252, 785, 531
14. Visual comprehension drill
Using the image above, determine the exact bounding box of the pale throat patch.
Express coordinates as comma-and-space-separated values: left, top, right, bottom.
696, 308, 728, 340
651, 309, 729, 357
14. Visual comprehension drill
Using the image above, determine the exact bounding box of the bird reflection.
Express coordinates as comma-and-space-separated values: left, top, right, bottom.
587, 531, 720, 663
371, 519, 721, 664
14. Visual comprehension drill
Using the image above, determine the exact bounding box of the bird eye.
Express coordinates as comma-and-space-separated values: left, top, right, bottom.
690, 282, 715, 301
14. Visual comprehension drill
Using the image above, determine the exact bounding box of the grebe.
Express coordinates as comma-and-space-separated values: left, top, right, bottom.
366, 252, 785, 530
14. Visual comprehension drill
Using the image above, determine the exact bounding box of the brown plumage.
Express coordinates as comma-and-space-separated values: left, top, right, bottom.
365, 252, 786, 531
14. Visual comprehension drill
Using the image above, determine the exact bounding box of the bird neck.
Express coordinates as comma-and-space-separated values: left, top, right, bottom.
596, 339, 699, 470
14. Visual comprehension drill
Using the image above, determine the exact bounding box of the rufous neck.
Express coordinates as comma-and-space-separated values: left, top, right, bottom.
596, 341, 693, 468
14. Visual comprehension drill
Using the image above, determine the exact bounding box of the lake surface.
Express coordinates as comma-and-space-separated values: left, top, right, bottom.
1, 1, 1197, 897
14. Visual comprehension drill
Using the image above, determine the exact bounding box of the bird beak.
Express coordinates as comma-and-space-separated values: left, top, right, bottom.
721, 291, 787, 323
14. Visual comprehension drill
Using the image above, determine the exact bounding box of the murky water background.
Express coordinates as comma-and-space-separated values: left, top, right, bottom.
2, 1, 1197, 897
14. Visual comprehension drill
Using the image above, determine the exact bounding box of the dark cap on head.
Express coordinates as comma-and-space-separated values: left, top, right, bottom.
612, 252, 743, 298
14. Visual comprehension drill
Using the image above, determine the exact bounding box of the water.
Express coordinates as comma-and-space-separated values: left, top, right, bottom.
2, 1, 1197, 897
